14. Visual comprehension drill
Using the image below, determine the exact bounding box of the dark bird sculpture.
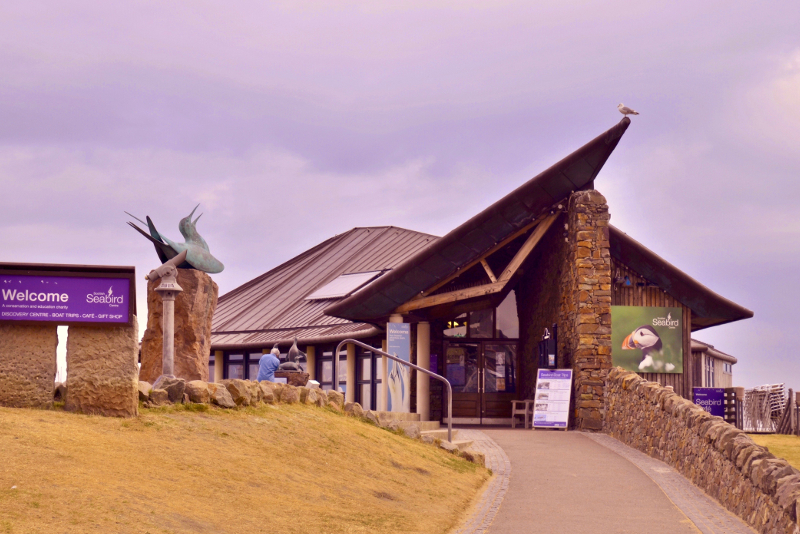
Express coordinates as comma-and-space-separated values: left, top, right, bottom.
277, 338, 306, 372
126, 205, 224, 274
621, 325, 674, 372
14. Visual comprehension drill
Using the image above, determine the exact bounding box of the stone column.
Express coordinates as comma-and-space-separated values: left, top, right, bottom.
346, 343, 356, 403
567, 190, 612, 431
0, 324, 57, 408
416, 321, 430, 421
306, 346, 316, 381
214, 350, 224, 383
65, 317, 139, 417
140, 269, 218, 383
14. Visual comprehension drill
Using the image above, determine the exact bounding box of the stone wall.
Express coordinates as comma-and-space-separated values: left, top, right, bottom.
566, 190, 612, 430
0, 324, 58, 408
606, 368, 800, 534
140, 269, 218, 383
65, 317, 140, 417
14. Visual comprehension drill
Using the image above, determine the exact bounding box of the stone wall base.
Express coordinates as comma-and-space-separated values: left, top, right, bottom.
0, 324, 58, 408
65, 316, 139, 417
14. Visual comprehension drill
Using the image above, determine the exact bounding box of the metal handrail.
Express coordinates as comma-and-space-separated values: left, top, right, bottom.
333, 338, 453, 443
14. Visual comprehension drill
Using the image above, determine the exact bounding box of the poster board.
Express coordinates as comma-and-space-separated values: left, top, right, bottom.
611, 306, 683, 373
693, 387, 725, 417
0, 263, 136, 327
386, 322, 411, 412
532, 369, 572, 429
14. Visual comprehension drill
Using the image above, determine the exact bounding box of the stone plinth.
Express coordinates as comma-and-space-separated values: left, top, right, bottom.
65, 316, 139, 417
0, 324, 58, 408
140, 269, 218, 383
274, 371, 309, 387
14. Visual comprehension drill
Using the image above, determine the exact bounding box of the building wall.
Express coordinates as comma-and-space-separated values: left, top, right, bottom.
517, 189, 612, 430
516, 212, 570, 401
611, 258, 695, 398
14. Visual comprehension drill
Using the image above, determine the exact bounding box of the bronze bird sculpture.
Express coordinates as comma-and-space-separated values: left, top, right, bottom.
126, 205, 224, 274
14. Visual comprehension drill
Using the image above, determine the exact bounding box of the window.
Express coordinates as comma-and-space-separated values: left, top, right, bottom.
227, 354, 244, 380
249, 353, 262, 380
704, 357, 715, 387
305, 271, 384, 300
317, 348, 347, 393
723, 362, 732, 374
443, 292, 519, 341
208, 354, 215, 382
495, 291, 519, 338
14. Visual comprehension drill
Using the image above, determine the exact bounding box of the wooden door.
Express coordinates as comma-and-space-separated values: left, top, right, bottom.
445, 342, 480, 419
481, 343, 518, 420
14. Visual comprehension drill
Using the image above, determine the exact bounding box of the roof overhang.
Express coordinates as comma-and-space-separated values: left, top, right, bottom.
691, 339, 738, 364
610, 226, 753, 331
326, 117, 631, 322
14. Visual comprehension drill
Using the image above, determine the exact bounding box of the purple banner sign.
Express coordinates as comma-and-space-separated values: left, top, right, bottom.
693, 387, 725, 418
1, 274, 131, 324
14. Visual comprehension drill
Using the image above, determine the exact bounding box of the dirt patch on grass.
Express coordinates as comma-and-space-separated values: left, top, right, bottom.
0, 404, 489, 534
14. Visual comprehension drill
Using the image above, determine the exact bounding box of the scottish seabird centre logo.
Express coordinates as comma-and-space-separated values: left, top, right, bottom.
652, 312, 680, 329
87, 286, 124, 307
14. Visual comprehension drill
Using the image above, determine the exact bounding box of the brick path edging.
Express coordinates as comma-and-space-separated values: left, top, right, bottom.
452, 430, 511, 534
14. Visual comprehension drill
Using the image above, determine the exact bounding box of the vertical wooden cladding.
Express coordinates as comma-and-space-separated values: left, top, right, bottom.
611, 259, 694, 399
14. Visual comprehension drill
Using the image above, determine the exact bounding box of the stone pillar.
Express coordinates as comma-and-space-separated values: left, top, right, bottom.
567, 190, 612, 431
214, 350, 224, 383
0, 324, 57, 408
306, 346, 316, 381
380, 339, 388, 411
346, 343, 356, 403
140, 269, 218, 383
65, 317, 139, 417
416, 322, 430, 421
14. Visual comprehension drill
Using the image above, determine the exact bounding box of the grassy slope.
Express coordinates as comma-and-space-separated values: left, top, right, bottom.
749, 434, 800, 471
0, 404, 489, 534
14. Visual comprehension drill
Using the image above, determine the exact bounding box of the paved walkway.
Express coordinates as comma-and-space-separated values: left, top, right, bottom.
452, 428, 756, 534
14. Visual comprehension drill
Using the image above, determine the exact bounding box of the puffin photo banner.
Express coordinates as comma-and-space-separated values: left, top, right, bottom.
611, 306, 683, 373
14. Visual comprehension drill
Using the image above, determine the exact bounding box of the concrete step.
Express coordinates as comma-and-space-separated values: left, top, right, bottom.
450, 439, 474, 451
373, 411, 420, 422
399, 420, 441, 431
420, 428, 459, 440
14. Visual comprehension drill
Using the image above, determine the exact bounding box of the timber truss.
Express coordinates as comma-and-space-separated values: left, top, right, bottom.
394, 211, 560, 314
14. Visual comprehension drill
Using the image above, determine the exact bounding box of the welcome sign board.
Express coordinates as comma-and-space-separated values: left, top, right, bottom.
386, 322, 411, 413
0, 264, 135, 326
611, 306, 683, 374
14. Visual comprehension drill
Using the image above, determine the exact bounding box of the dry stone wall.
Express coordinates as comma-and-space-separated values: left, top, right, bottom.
65, 316, 139, 417
606, 367, 800, 534
0, 324, 58, 408
140, 269, 218, 383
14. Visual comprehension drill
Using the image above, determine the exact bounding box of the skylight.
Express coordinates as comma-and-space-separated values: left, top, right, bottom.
305, 271, 384, 300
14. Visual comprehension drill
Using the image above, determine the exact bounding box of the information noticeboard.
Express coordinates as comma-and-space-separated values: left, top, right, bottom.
693, 387, 725, 417
0, 263, 136, 327
532, 368, 573, 429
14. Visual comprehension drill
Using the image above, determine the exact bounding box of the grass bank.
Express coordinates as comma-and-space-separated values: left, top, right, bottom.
749, 433, 800, 471
0, 403, 489, 534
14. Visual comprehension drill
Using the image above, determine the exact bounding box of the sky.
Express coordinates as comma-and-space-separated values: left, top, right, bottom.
1, 1, 798, 389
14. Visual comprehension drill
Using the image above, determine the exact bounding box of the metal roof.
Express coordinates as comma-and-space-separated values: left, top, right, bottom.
609, 226, 753, 330
210, 226, 437, 349
325, 117, 632, 322
691, 339, 738, 364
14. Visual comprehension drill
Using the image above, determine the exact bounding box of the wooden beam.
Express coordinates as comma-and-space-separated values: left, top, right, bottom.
498, 213, 559, 282
415, 215, 548, 299
480, 259, 497, 283
395, 281, 506, 314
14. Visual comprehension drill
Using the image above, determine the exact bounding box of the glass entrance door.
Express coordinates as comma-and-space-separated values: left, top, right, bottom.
445, 342, 517, 423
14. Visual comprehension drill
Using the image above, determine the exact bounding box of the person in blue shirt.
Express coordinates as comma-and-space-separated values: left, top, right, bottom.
257, 347, 281, 382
